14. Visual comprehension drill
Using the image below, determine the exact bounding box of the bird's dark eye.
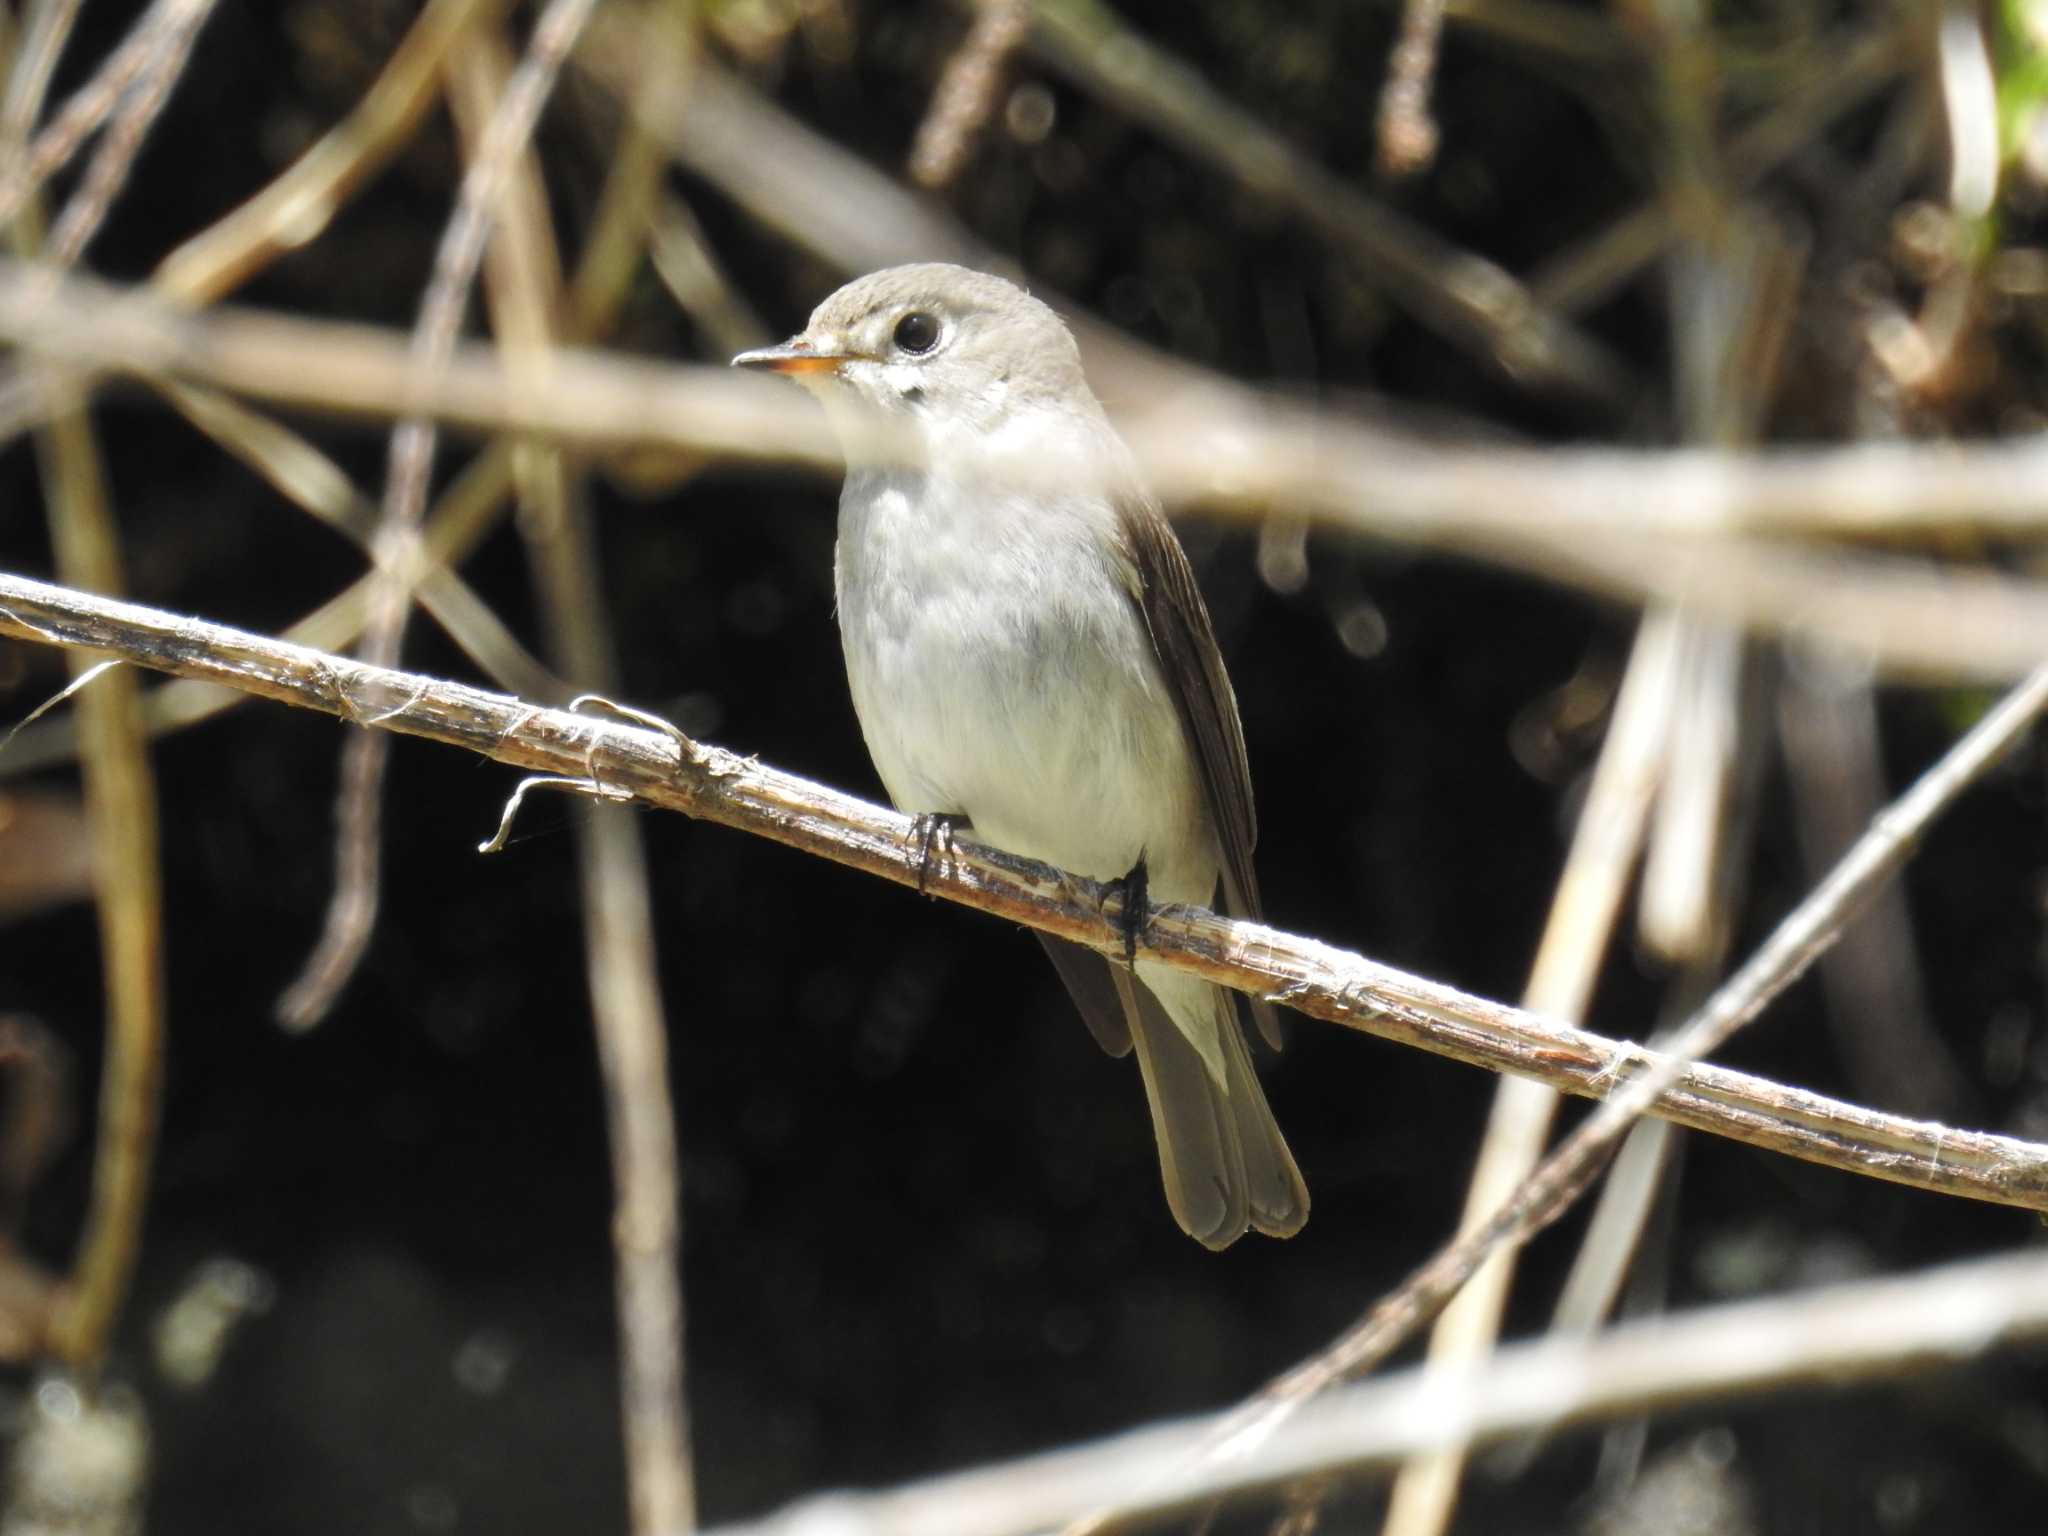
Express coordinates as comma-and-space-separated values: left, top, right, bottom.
893, 311, 940, 354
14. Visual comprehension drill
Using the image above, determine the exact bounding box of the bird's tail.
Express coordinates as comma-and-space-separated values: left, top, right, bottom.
1119, 966, 1309, 1249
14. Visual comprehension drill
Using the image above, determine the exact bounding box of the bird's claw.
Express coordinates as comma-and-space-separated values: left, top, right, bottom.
1113, 858, 1150, 966
909, 812, 967, 893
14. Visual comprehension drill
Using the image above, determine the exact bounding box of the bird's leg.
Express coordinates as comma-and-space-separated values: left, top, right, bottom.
1112, 856, 1150, 966
908, 812, 968, 894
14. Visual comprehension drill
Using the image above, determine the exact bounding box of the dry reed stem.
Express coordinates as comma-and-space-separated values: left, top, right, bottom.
0, 0, 171, 227
0, 438, 525, 779
4, 227, 161, 1385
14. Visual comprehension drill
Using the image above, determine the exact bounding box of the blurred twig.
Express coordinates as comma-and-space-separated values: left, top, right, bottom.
1381, 200, 1804, 1536
0, 789, 90, 917
0, 439, 526, 778
1378, 608, 1682, 1536
1937, 2, 1997, 223
1530, 23, 1909, 313
41, 0, 214, 265
0, 0, 185, 227
0, 1015, 66, 1234
1779, 655, 1972, 1120
591, 14, 764, 357
699, 1246, 2048, 1536
646, 196, 768, 359
15, 341, 160, 1380
152, 0, 514, 307
1435, 0, 1624, 64
4, 570, 2048, 1217
1376, 0, 1448, 177
1022, 0, 1636, 408
10, 263, 2048, 678
278, 0, 600, 1031
0, 0, 207, 1376
451, 28, 695, 1531
600, 44, 989, 280
909, 0, 1032, 190
0, 116, 675, 777
0, 0, 81, 151
155, 381, 563, 701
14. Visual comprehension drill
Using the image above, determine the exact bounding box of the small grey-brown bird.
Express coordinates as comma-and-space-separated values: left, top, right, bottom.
736, 264, 1306, 1248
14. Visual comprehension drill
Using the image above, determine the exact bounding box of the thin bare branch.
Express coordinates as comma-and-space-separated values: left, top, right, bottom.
4, 569, 2047, 1218
1779, 660, 1968, 1119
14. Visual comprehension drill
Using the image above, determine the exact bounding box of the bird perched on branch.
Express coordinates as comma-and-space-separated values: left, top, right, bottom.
736, 263, 1306, 1248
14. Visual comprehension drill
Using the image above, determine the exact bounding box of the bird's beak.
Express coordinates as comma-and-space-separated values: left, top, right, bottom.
732, 335, 850, 375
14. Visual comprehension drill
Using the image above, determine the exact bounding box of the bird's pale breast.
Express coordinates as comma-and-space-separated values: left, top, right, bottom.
835, 462, 1216, 903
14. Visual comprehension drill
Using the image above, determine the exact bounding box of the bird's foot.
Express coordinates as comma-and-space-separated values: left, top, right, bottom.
1112, 857, 1150, 966
908, 812, 968, 894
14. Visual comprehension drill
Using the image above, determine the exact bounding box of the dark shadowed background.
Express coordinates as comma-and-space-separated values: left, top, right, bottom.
2, 3, 2047, 1533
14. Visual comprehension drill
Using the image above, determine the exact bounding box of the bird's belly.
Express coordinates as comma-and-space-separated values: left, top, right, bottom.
839, 511, 1212, 899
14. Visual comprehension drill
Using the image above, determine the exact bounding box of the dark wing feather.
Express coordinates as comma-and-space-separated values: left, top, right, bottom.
1115, 485, 1284, 1051
1035, 933, 1132, 1057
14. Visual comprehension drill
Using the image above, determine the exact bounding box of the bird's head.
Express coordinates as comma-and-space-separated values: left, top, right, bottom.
733, 263, 1092, 447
